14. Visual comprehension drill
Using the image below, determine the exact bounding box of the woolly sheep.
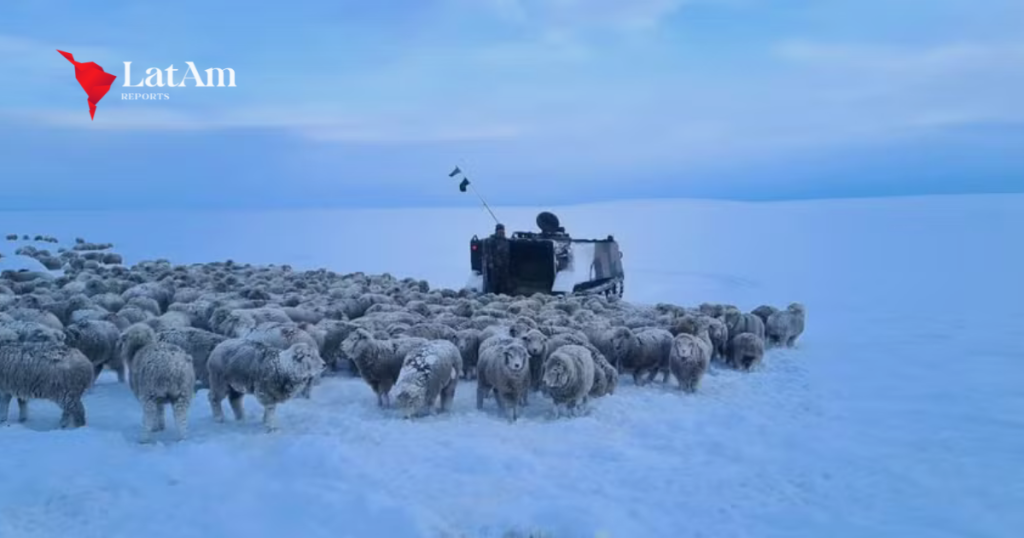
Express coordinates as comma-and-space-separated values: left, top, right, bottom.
455, 328, 483, 379
341, 329, 428, 408
117, 324, 196, 442
751, 305, 779, 326
156, 327, 228, 389
393, 340, 463, 418
402, 322, 458, 343
520, 329, 549, 397
723, 311, 765, 341
625, 328, 673, 386
727, 332, 765, 371
589, 352, 618, 398
542, 344, 595, 417
0, 342, 93, 428
64, 319, 122, 382
207, 340, 324, 431
585, 325, 635, 372
668, 333, 712, 393
476, 338, 531, 422
766, 303, 806, 348
0, 319, 66, 344
5, 307, 63, 331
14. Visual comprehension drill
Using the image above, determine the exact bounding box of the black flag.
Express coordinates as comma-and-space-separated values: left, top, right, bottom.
449, 166, 462, 177
459, 178, 470, 192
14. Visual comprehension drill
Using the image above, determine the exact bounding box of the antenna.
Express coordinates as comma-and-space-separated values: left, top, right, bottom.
449, 166, 500, 225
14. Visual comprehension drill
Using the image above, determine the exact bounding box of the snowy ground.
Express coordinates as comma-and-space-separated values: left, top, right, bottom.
1, 194, 1022, 538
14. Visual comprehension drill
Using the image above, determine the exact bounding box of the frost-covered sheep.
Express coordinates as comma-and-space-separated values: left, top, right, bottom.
207, 340, 324, 431
751, 305, 779, 326
766, 303, 806, 348
408, 322, 461, 342
0, 319, 66, 344
727, 332, 765, 371
0, 342, 93, 428
589, 352, 618, 398
705, 316, 729, 361
520, 329, 549, 397
455, 328, 483, 380
393, 340, 463, 418
584, 325, 634, 372
476, 339, 531, 422
625, 328, 673, 386
156, 327, 228, 389
117, 324, 196, 441
64, 319, 122, 382
5, 307, 63, 331
340, 329, 428, 407
723, 310, 765, 341
668, 333, 712, 393
542, 344, 595, 417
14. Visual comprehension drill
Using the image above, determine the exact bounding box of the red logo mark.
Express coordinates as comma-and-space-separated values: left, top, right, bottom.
57, 50, 117, 120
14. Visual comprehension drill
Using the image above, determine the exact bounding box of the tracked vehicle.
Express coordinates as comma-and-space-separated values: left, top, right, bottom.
465, 211, 624, 298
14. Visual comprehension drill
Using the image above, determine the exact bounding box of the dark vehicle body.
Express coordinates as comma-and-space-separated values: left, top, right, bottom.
466, 212, 624, 297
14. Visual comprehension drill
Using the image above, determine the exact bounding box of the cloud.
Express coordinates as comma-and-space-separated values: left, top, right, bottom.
0, 34, 118, 79
0, 105, 528, 144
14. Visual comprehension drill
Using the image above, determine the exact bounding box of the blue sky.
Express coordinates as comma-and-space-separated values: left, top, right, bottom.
0, 0, 1022, 210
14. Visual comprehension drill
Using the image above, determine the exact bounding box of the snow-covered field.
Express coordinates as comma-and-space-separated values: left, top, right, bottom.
1, 194, 1022, 538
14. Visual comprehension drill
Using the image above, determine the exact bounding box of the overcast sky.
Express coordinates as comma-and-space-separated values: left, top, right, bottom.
1, 0, 1021, 210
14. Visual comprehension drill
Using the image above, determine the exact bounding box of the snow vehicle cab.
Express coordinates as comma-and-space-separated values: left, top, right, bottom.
465, 211, 624, 298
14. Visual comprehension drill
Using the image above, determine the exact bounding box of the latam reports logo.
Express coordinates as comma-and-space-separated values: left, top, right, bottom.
58, 49, 237, 120
58, 50, 116, 120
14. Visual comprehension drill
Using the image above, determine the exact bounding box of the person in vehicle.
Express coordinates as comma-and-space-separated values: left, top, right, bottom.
484, 223, 511, 294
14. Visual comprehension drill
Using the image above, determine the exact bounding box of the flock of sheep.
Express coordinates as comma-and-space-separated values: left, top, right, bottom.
0, 235, 806, 442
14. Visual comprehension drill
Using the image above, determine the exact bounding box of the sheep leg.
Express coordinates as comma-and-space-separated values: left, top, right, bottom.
140, 400, 160, 443
228, 390, 246, 421
476, 383, 488, 410
93, 363, 104, 382
17, 398, 29, 423
0, 393, 11, 423
172, 398, 190, 441
440, 381, 456, 413
632, 369, 644, 386
155, 403, 167, 431
262, 404, 278, 432
786, 335, 798, 348
644, 366, 659, 385
114, 362, 127, 383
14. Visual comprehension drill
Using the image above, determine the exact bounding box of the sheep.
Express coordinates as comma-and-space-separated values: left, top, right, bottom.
393, 340, 463, 418
668, 333, 712, 393
520, 329, 549, 399
751, 305, 779, 326
4, 307, 63, 331
723, 310, 766, 341
455, 328, 483, 379
476, 339, 531, 422
115, 324, 196, 441
589, 352, 619, 398
766, 303, 806, 348
401, 322, 458, 343
541, 344, 595, 417
64, 319, 122, 382
705, 316, 729, 362
207, 340, 324, 431
156, 327, 229, 389
584, 325, 635, 372
0, 342, 93, 428
624, 328, 674, 386
0, 319, 66, 344
340, 329, 428, 408
727, 332, 765, 371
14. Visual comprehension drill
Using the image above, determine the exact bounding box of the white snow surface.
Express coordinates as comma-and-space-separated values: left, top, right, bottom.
1, 195, 1022, 538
